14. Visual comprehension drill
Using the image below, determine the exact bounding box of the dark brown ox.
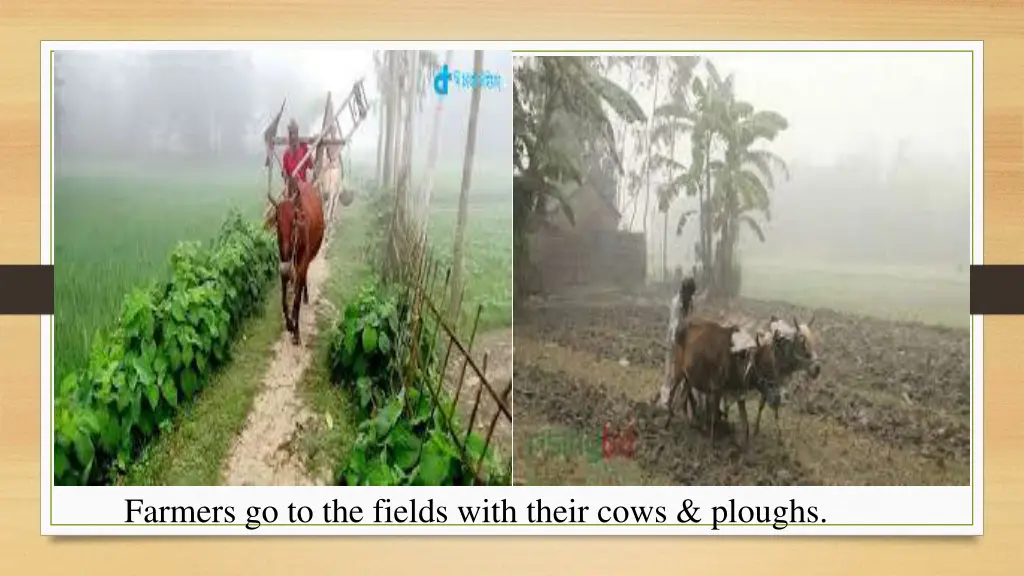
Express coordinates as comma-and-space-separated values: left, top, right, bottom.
729, 314, 820, 436
663, 319, 746, 445
265, 179, 325, 345
713, 317, 821, 443
750, 334, 784, 438
721, 331, 783, 441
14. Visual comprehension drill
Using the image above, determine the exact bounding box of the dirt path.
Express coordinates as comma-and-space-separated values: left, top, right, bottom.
221, 249, 331, 486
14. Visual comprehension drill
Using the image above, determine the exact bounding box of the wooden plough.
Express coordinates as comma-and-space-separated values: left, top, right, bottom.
262, 78, 370, 239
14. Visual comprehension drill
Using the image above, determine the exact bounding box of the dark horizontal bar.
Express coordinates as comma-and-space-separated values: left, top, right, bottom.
0, 265, 54, 315
971, 265, 1024, 315
270, 136, 345, 146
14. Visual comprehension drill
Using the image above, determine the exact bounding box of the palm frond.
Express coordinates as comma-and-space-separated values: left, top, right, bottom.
583, 65, 648, 124
654, 101, 692, 119
676, 209, 698, 236
742, 148, 790, 189
738, 214, 766, 242
650, 118, 693, 148
705, 61, 722, 88
733, 169, 771, 212
651, 153, 688, 175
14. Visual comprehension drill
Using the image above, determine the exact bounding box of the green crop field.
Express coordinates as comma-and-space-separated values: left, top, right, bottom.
740, 258, 969, 329
55, 164, 512, 386
425, 171, 513, 334
54, 167, 267, 384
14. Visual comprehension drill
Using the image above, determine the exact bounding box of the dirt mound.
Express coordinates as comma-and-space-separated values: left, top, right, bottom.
514, 292, 970, 485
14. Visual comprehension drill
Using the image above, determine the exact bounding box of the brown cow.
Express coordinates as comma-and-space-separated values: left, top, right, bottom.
266, 179, 325, 345
664, 319, 747, 445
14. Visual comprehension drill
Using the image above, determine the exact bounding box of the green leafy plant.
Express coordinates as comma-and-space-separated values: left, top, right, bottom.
339, 384, 505, 486
328, 281, 401, 412
54, 212, 277, 486
363, 186, 397, 274
327, 280, 508, 486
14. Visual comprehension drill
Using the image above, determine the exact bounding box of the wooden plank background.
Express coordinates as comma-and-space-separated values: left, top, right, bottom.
1, 1, 1019, 574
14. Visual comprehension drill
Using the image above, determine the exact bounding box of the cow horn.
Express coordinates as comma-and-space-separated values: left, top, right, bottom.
792, 316, 799, 330
267, 191, 279, 208
807, 313, 816, 327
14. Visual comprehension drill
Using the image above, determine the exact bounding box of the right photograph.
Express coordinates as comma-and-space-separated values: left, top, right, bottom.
512, 52, 972, 486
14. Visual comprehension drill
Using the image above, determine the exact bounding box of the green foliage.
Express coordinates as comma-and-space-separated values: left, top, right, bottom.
339, 385, 503, 487
427, 205, 513, 334
55, 171, 266, 385
513, 56, 646, 296
363, 185, 397, 274
53, 212, 277, 486
328, 282, 403, 411
327, 281, 508, 486
513, 56, 645, 220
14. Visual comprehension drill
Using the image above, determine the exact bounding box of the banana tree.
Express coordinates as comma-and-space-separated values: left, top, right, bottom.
602, 56, 641, 212
706, 89, 789, 297
653, 60, 723, 288
654, 58, 788, 297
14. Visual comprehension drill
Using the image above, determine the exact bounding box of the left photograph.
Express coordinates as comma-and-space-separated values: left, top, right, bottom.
51, 47, 513, 487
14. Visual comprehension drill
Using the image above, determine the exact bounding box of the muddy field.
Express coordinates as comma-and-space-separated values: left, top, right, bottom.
513, 288, 971, 486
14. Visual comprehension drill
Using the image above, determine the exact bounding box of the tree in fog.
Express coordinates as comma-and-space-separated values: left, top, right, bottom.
53, 52, 69, 173
637, 56, 662, 235
374, 50, 438, 223
450, 50, 485, 316
512, 56, 646, 297
403, 51, 440, 225
648, 56, 700, 279
656, 59, 788, 297
418, 50, 455, 233
374, 51, 392, 186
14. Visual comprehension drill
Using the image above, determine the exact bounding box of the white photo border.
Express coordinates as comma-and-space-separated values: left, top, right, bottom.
41, 39, 983, 537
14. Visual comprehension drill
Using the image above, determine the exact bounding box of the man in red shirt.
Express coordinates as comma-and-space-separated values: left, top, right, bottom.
282, 119, 312, 198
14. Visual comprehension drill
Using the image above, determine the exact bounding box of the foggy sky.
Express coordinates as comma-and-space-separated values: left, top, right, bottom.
238, 49, 511, 177
605, 52, 973, 272
55, 49, 511, 179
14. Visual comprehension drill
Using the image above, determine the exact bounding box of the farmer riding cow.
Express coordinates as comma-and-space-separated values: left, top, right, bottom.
266, 117, 325, 346
282, 119, 312, 198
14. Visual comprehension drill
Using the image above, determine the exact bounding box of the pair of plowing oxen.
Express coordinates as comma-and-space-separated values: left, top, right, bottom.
657, 277, 823, 447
